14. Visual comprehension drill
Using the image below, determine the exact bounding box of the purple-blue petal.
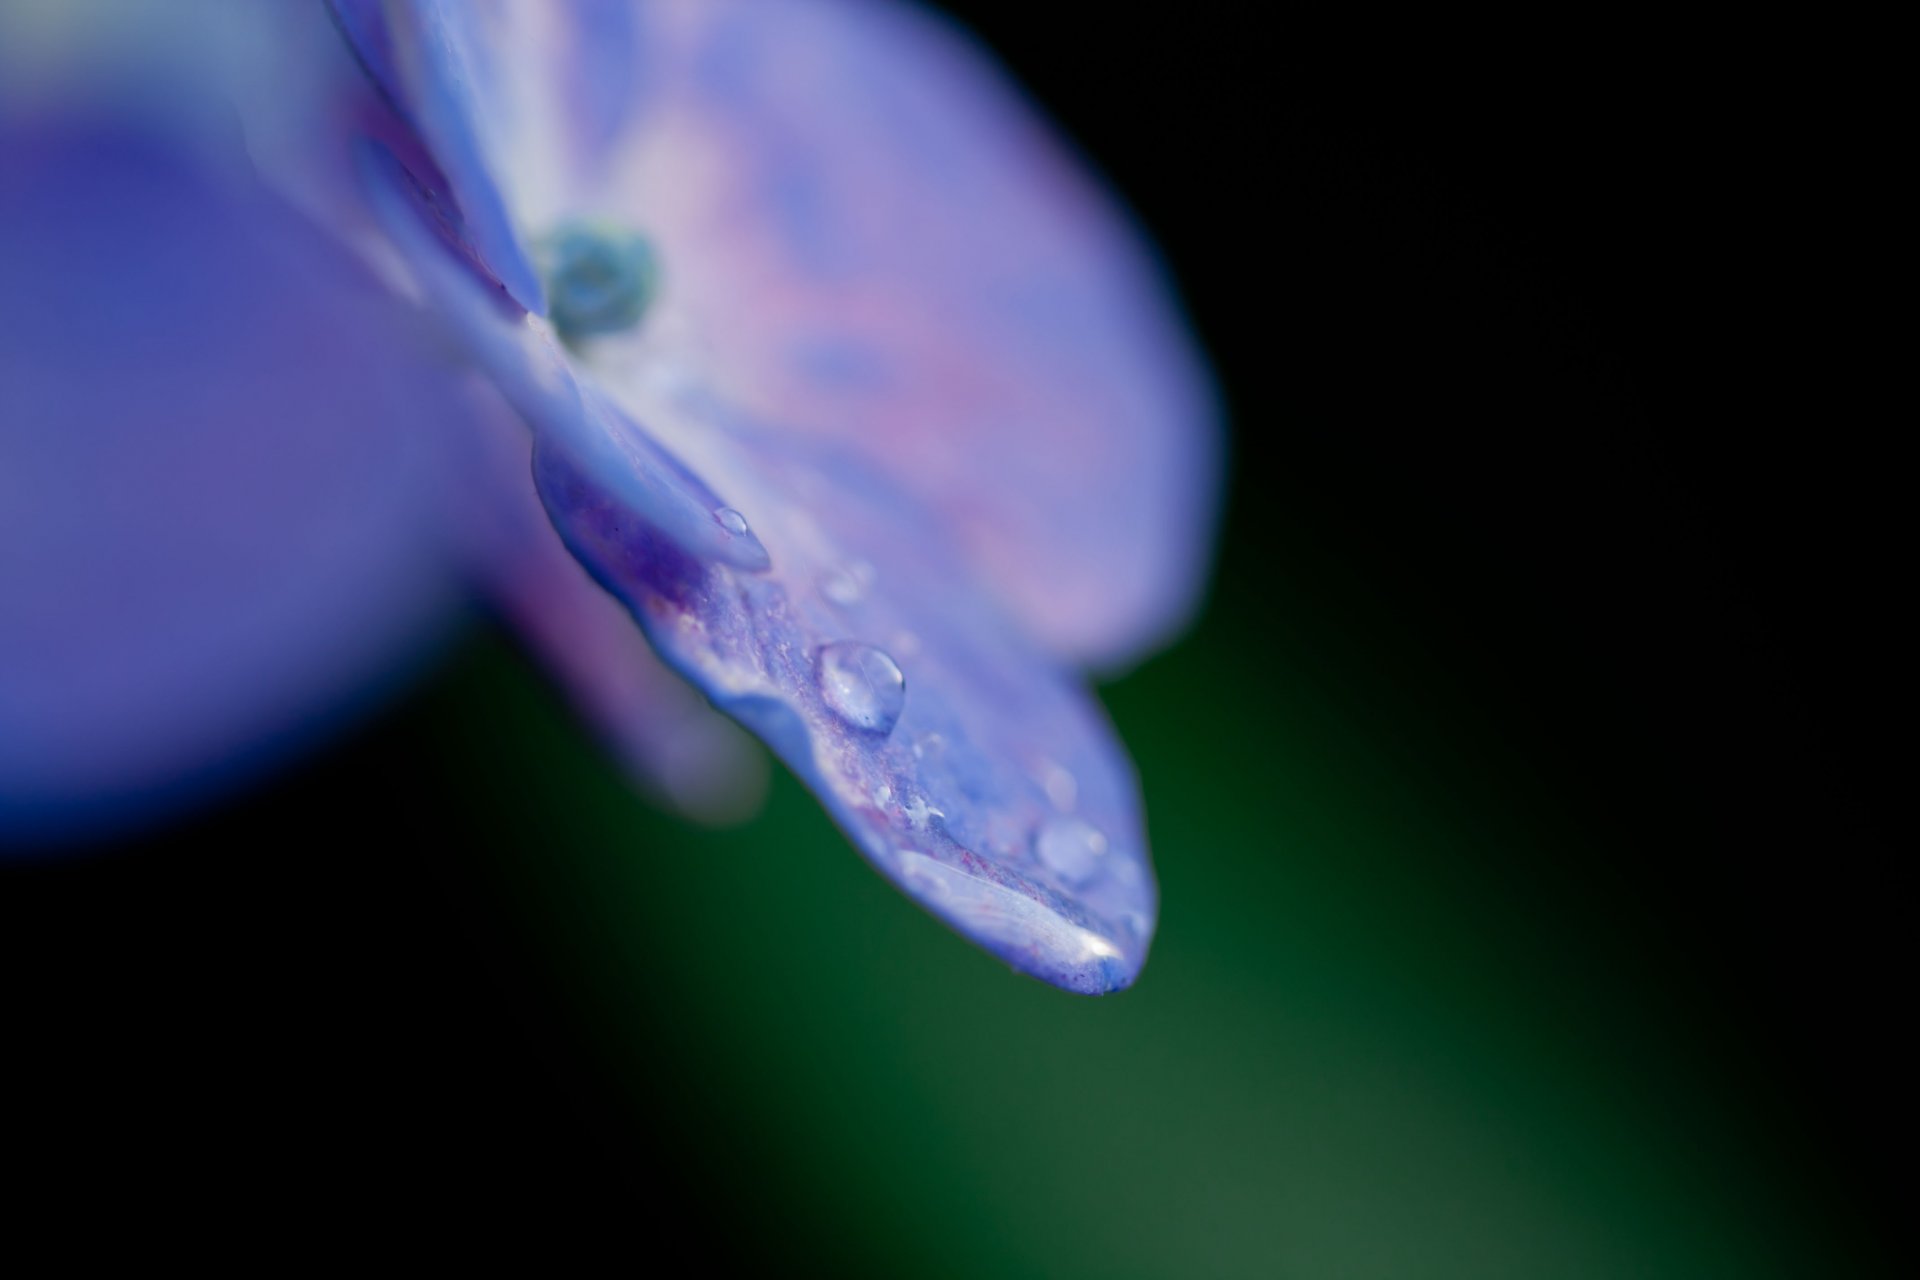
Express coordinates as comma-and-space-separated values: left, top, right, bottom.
0, 125, 462, 844
449, 378, 770, 825
364, 129, 1158, 990
357, 136, 771, 578
532, 408, 1156, 994
341, 0, 1221, 668
328, 0, 544, 313
559, 0, 1223, 668
328, 0, 645, 318
343, 1, 1222, 990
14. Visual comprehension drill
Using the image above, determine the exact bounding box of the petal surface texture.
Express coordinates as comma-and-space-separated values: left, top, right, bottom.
353, 0, 1226, 991
451, 380, 770, 824
536, 432, 1160, 993
0, 125, 460, 843
606, 0, 1219, 666
351, 0, 1220, 668
328, 0, 641, 314
367, 180, 1154, 1000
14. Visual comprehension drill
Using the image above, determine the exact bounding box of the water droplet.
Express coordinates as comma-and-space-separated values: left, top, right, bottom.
819, 560, 875, 607
1037, 760, 1078, 812
871, 783, 894, 807
1034, 816, 1108, 884
713, 506, 749, 536
816, 641, 905, 735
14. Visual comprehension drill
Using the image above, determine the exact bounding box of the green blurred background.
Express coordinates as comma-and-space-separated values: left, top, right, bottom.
3, 11, 1900, 1276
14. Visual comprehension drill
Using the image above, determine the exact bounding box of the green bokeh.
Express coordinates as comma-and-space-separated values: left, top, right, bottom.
420, 584, 1849, 1278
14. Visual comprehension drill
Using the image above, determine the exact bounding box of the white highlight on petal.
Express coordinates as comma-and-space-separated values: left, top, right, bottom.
896, 850, 1122, 967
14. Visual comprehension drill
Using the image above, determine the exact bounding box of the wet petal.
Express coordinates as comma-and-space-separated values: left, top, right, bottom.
358, 136, 771, 577
532, 401, 1157, 993
355, 127, 771, 821
368, 148, 1156, 991
346, 3, 1212, 990
557, 0, 1222, 668
0, 125, 462, 844
338, 0, 1221, 668
451, 381, 769, 824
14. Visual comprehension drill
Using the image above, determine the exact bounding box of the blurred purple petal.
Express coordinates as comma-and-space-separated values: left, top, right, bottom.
358, 136, 771, 579
341, 0, 1221, 991
0, 125, 463, 843
328, 0, 643, 316
366, 142, 1155, 992
337, 0, 1220, 666
553, 0, 1221, 667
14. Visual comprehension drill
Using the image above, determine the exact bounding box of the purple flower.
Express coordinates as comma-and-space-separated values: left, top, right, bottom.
0, 1, 1221, 994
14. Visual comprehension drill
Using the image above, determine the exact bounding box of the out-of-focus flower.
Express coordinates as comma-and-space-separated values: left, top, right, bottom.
0, 0, 1220, 994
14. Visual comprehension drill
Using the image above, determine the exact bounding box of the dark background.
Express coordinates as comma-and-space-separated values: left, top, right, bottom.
4, 9, 1902, 1274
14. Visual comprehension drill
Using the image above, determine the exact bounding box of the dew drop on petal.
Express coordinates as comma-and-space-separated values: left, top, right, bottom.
819, 560, 874, 607
713, 506, 750, 536
1034, 816, 1109, 885
816, 641, 906, 735
1037, 759, 1078, 812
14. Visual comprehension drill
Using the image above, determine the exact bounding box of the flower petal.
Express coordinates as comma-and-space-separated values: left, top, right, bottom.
358, 138, 772, 579
363, 148, 1157, 994
451, 381, 770, 824
328, 0, 644, 316
558, 0, 1222, 668
362, 135, 771, 822
532, 401, 1157, 994
0, 124, 462, 844
336, 0, 1221, 668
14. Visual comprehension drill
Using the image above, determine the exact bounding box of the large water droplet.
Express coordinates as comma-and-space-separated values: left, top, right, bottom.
713, 506, 749, 536
816, 641, 905, 735
1034, 816, 1108, 884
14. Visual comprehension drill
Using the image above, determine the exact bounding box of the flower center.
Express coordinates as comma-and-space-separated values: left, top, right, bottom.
541, 222, 658, 346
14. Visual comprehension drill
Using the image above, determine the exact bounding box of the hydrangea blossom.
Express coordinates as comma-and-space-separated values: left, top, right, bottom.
0, 0, 1221, 994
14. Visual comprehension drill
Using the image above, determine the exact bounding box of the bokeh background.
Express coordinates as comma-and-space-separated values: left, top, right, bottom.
4, 9, 1901, 1275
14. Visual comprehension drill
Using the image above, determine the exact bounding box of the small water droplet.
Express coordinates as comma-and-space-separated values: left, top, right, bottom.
1037, 760, 1078, 812
819, 560, 875, 607
871, 783, 894, 807
1034, 816, 1108, 884
713, 506, 749, 536
816, 641, 905, 734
